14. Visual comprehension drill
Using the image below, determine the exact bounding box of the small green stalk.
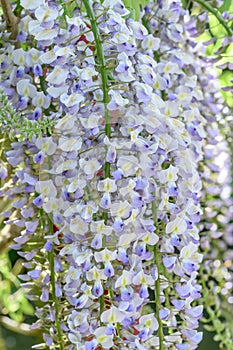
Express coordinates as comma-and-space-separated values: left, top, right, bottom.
152, 199, 164, 350
39, 209, 64, 349
99, 294, 105, 324
83, 0, 111, 227
83, 0, 112, 323
83, 0, 111, 180
48, 221, 64, 350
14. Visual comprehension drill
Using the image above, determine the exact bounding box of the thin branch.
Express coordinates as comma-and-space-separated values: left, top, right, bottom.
194, 0, 233, 37
0, 316, 40, 337
0, 0, 20, 39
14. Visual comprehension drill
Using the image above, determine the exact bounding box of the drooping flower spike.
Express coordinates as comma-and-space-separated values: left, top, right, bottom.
0, 0, 232, 349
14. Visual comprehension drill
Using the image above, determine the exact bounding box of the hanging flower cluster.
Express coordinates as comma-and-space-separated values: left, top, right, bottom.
0, 0, 232, 349
197, 70, 233, 347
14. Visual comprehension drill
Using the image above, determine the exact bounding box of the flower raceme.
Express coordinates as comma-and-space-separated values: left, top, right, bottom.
0, 0, 231, 349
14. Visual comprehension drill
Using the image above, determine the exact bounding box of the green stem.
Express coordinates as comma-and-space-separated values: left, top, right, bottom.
83, 0, 113, 329
39, 75, 47, 95
83, 0, 111, 180
83, 0, 110, 229
194, 0, 233, 36
152, 199, 164, 350
100, 294, 104, 323
58, 0, 68, 28
48, 221, 64, 350
142, 16, 152, 34
116, 323, 121, 338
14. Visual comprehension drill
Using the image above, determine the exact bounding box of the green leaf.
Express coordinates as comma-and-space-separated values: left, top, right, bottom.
201, 317, 211, 323
219, 0, 233, 13
218, 70, 233, 107
181, 0, 189, 9
66, 1, 77, 18
209, 13, 228, 37
214, 334, 221, 342
140, 0, 149, 7
204, 324, 215, 332
21, 300, 34, 315
123, 0, 149, 20
214, 320, 225, 332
